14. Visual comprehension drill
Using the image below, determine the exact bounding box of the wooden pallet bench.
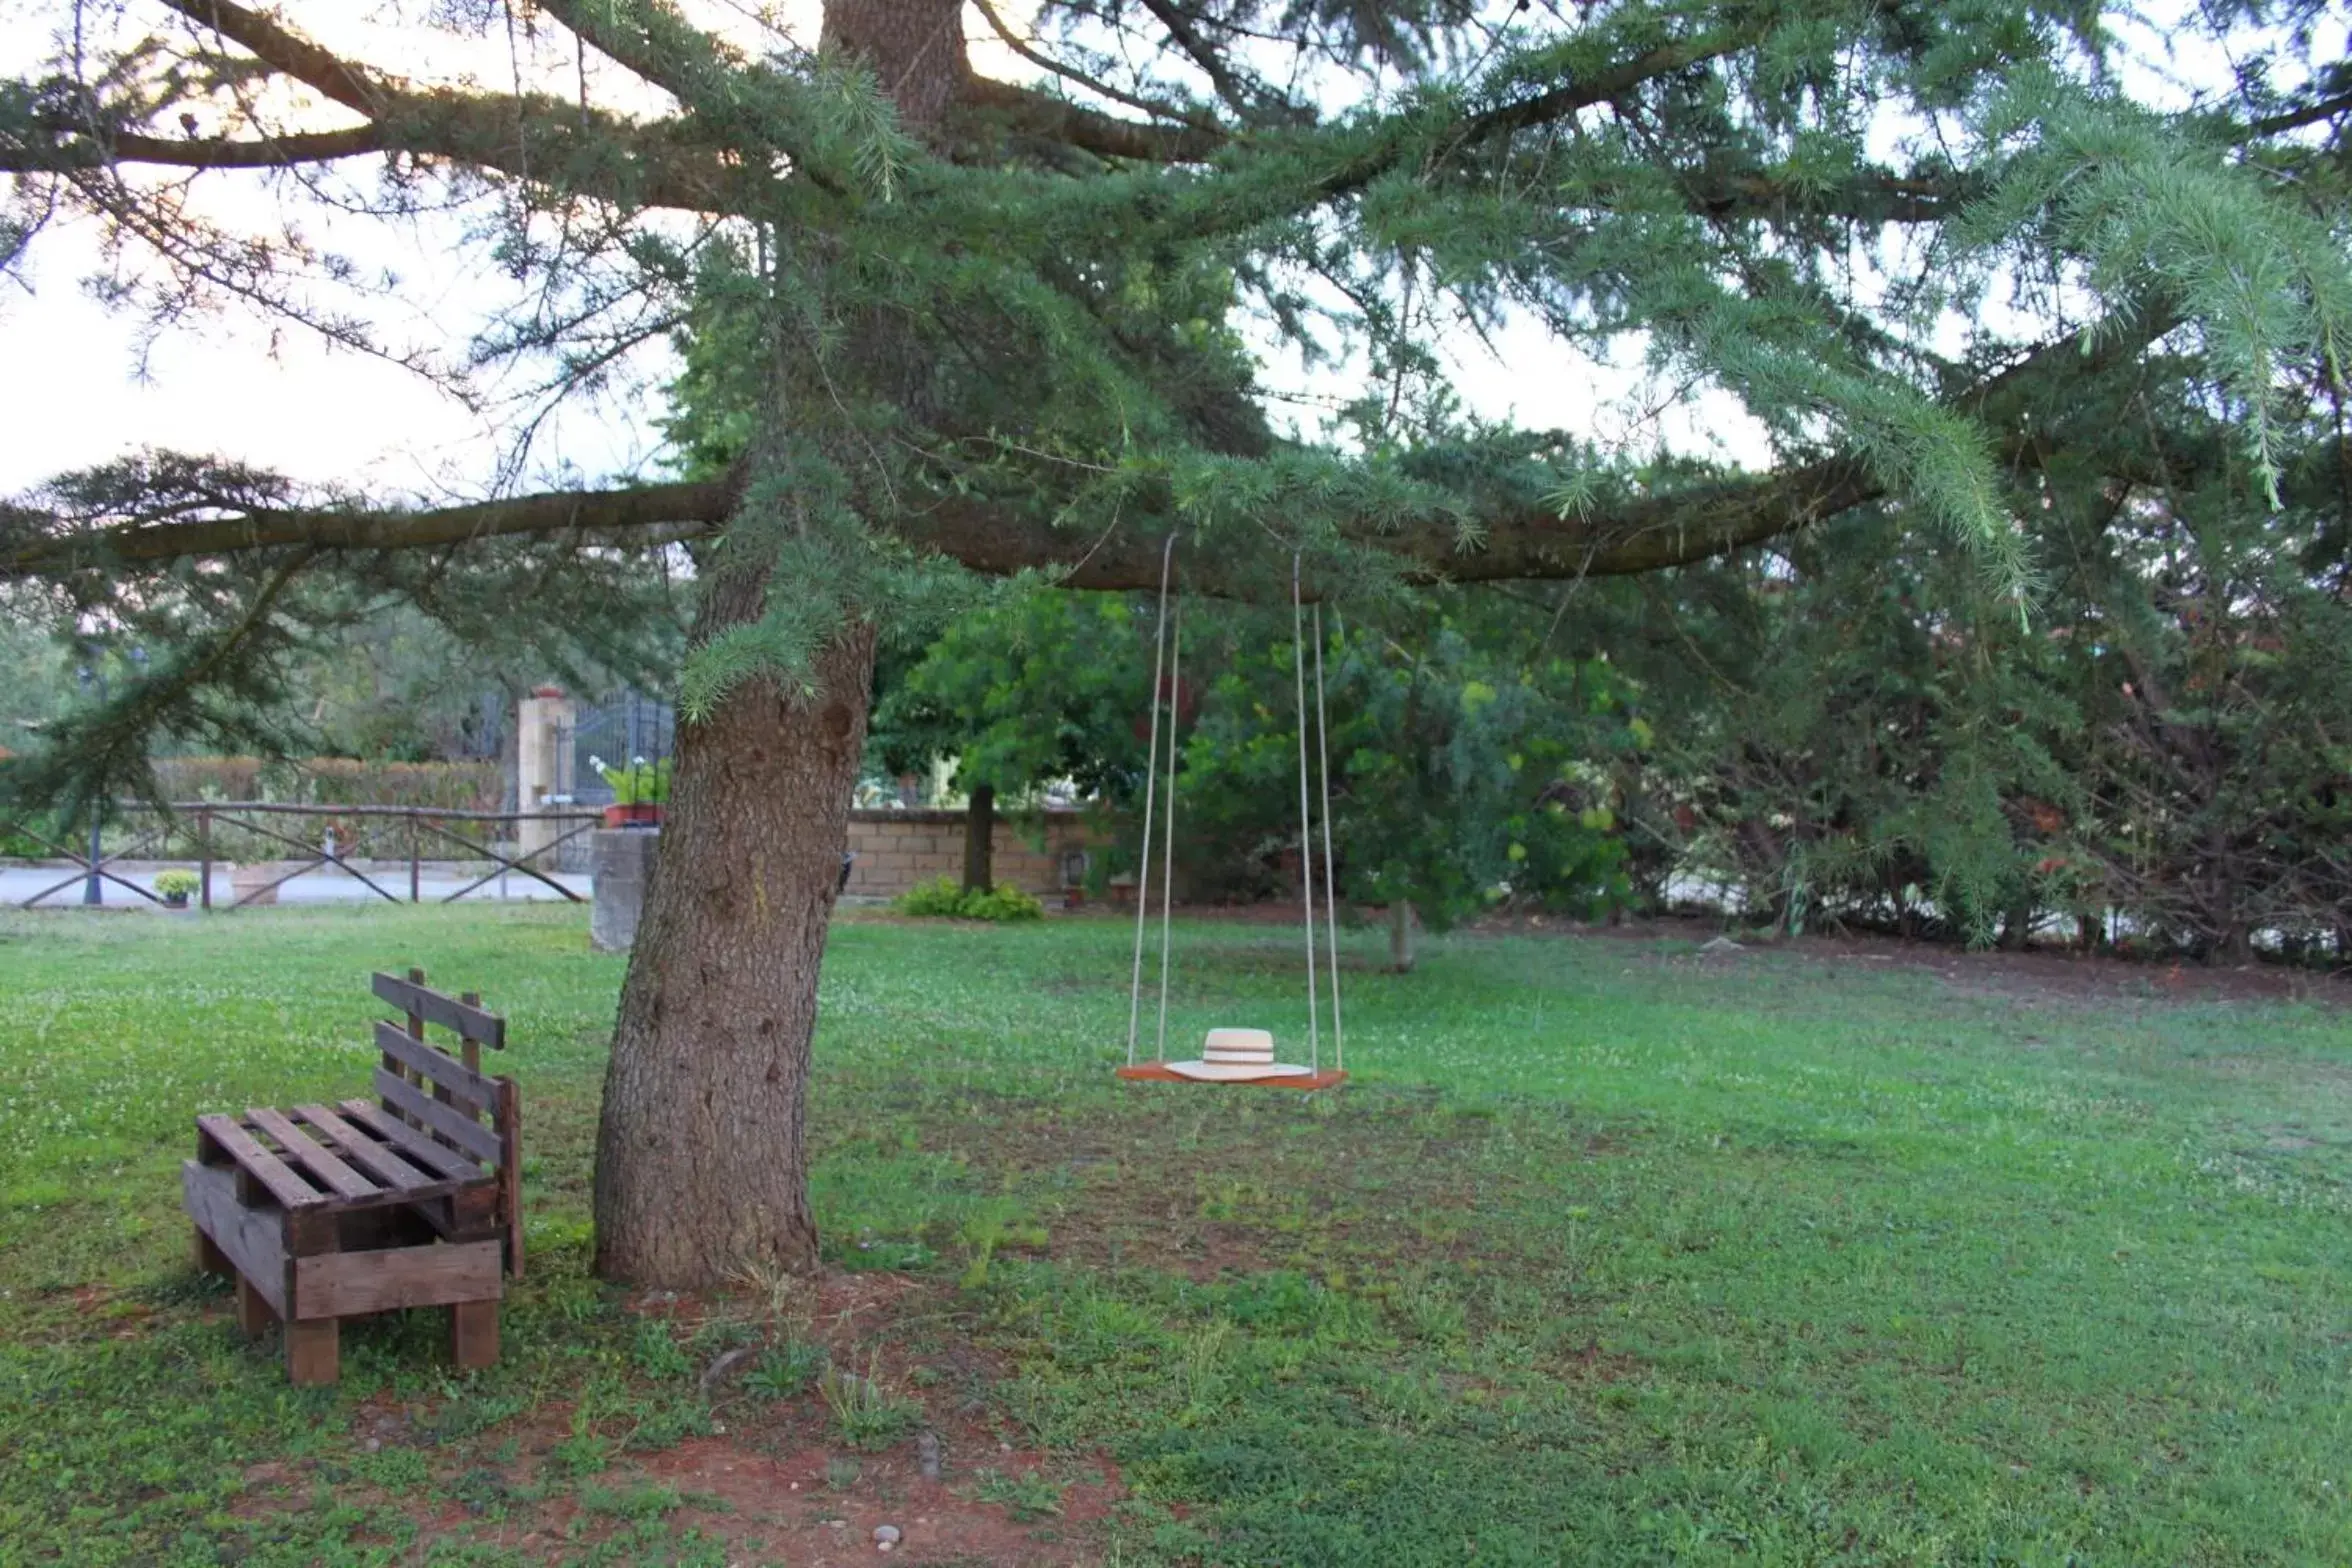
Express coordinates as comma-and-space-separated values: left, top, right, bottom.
184, 969, 521, 1385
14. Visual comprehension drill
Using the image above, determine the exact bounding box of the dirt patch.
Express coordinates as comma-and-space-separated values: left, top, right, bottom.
639, 1438, 1119, 1565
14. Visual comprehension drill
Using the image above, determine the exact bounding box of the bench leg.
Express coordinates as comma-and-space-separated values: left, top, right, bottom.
234, 1274, 275, 1338
449, 1298, 499, 1371
194, 1223, 230, 1275
286, 1317, 340, 1386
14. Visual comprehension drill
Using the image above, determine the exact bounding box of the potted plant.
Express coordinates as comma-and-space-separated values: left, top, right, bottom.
154, 868, 201, 909
594, 755, 672, 829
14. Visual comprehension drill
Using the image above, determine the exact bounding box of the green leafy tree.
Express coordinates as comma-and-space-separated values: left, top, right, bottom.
1559, 382, 2352, 960
1182, 599, 1638, 968
4, 0, 2349, 1284
871, 590, 1151, 890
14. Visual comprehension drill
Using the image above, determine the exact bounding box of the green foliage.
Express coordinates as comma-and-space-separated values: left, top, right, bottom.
13, 0, 2352, 849
631, 1320, 695, 1381
154, 756, 502, 811
817, 1353, 921, 1452
969, 1468, 1064, 1521
150, 868, 199, 900
867, 589, 1151, 811
892, 875, 1043, 922
1, 457, 685, 817
1179, 595, 1638, 928
1569, 380, 2352, 955
743, 1340, 828, 1400
592, 755, 673, 807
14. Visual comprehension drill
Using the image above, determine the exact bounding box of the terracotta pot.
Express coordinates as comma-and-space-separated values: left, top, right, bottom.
230, 860, 301, 907
603, 803, 665, 829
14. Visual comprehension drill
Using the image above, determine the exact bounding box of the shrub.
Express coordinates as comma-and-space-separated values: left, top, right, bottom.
154, 756, 502, 812
152, 869, 201, 900
892, 876, 1043, 922
961, 884, 1045, 922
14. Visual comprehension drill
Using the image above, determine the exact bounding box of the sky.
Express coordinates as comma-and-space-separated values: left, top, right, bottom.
0, 0, 2300, 504
0, 0, 1789, 502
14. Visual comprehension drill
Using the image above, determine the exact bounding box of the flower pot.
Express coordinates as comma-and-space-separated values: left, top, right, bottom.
231, 860, 301, 907
603, 803, 665, 829
162, 892, 189, 909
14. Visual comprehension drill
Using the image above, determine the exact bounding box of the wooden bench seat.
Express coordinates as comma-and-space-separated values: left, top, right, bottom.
185, 969, 521, 1385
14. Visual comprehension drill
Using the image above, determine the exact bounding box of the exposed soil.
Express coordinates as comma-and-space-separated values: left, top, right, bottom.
637, 1438, 1120, 1566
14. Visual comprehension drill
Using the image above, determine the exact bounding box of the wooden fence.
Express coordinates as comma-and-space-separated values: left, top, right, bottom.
5, 802, 602, 911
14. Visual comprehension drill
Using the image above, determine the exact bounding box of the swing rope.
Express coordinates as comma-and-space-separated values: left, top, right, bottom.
1120, 541, 1343, 1084
1313, 601, 1344, 1071
1292, 554, 1321, 1075
1126, 536, 1176, 1067
1155, 597, 1182, 1062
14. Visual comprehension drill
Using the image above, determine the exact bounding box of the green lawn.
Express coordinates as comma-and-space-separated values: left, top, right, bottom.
0, 905, 2347, 1565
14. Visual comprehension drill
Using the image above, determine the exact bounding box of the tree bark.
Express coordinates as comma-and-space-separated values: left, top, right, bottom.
593, 591, 877, 1283
1389, 900, 1417, 973
962, 782, 996, 893
590, 0, 960, 1289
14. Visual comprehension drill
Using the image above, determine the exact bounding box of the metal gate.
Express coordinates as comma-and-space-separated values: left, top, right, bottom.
562, 691, 676, 806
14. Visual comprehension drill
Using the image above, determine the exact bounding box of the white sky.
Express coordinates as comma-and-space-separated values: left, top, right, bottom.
0, 1, 2297, 502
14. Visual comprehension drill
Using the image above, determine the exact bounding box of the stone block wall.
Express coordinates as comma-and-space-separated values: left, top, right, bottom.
843, 809, 1098, 901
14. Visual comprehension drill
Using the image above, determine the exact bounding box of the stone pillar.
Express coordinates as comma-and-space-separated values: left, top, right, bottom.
591, 829, 658, 952
516, 686, 575, 867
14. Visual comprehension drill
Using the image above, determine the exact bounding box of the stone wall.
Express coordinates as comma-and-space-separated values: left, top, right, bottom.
843, 809, 1097, 901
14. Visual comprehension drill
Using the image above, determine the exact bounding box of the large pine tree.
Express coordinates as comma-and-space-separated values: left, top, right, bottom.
5, 0, 2348, 1284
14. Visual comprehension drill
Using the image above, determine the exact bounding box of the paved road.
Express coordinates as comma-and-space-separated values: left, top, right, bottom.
0, 862, 591, 910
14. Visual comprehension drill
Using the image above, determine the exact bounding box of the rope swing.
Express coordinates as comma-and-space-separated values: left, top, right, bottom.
1115, 545, 1348, 1091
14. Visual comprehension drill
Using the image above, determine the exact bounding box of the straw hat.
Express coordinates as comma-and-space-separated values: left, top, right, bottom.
1162, 1027, 1315, 1082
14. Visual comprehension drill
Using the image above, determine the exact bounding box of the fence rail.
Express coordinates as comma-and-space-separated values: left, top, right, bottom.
5, 801, 604, 911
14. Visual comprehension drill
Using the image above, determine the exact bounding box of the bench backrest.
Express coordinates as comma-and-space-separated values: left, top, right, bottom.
371, 969, 522, 1277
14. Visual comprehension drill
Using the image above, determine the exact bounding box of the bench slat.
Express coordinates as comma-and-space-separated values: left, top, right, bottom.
288, 1104, 441, 1194
196, 1112, 326, 1209
372, 1020, 495, 1111
371, 972, 504, 1048
246, 1107, 379, 1202
370, 1070, 503, 1165
183, 1161, 290, 1314
336, 1099, 486, 1182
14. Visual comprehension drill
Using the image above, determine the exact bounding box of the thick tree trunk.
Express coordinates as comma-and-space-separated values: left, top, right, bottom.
590, 0, 961, 1289
593, 601, 878, 1286
962, 782, 995, 892
1389, 900, 1417, 973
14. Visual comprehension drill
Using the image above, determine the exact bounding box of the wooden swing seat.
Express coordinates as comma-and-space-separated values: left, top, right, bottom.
1115, 1063, 1348, 1090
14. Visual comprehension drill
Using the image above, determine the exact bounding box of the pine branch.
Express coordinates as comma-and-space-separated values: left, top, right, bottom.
968, 0, 1218, 137
3, 476, 740, 578
1134, 0, 1276, 122
1315, 28, 1757, 206
533, 0, 732, 108
958, 76, 1224, 163
155, 0, 393, 117
0, 126, 382, 174
132, 0, 776, 212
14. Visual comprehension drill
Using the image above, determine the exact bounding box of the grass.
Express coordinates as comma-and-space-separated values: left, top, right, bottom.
0, 903, 2348, 1563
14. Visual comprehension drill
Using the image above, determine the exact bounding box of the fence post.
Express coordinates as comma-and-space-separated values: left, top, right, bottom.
409, 812, 421, 903
198, 808, 212, 912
